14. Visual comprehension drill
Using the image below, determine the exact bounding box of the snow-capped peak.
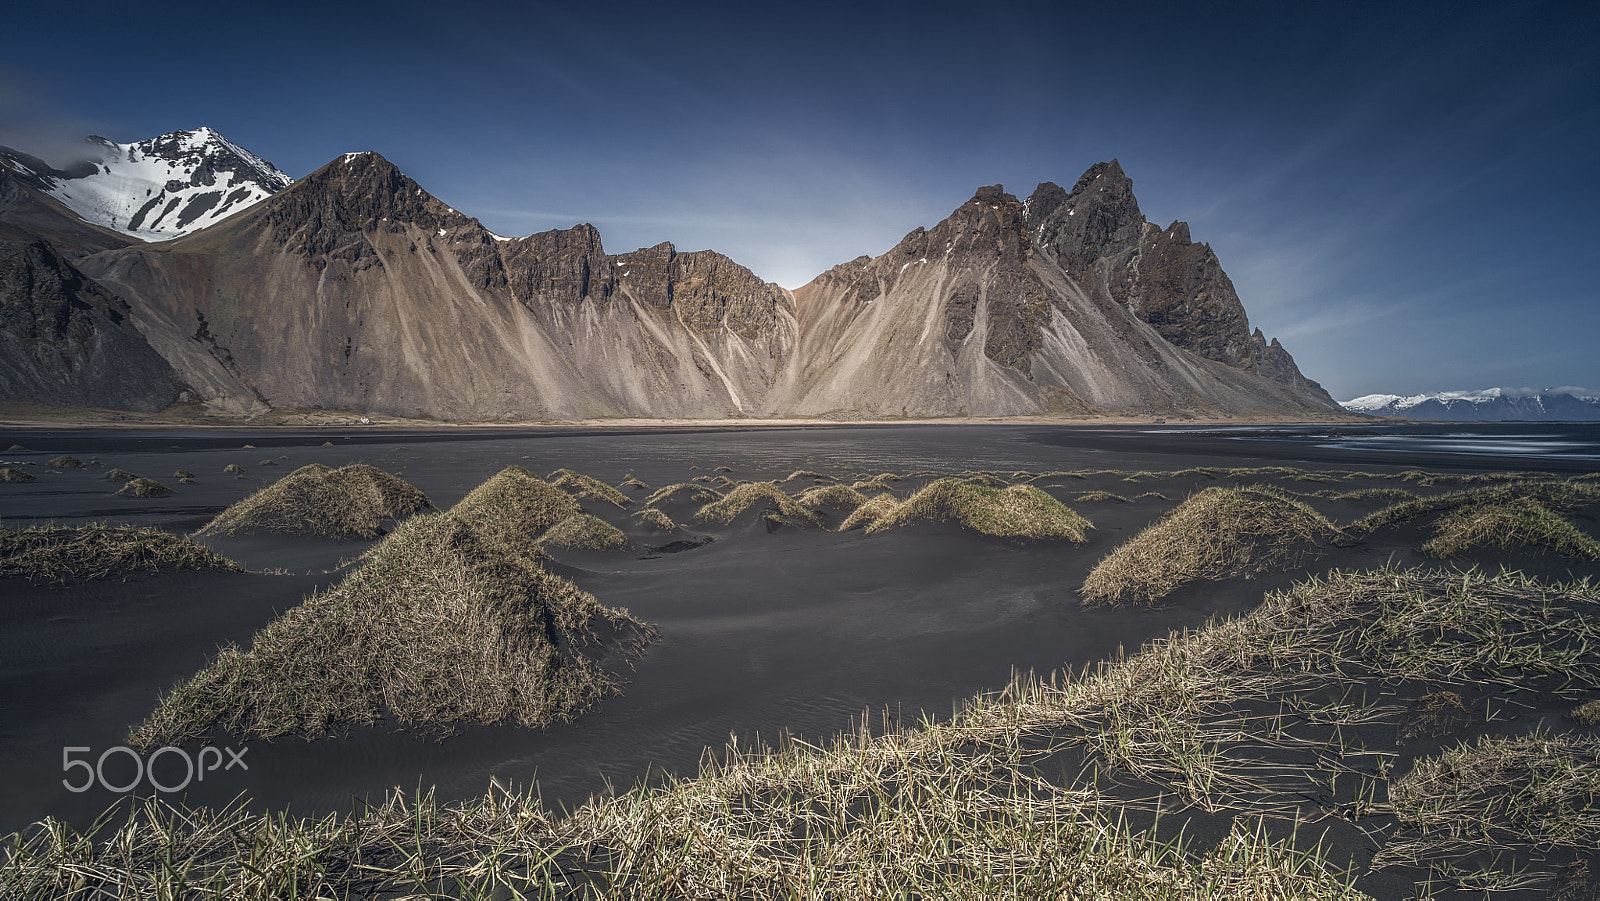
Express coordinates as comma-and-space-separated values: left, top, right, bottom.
4, 127, 293, 241
1341, 387, 1600, 421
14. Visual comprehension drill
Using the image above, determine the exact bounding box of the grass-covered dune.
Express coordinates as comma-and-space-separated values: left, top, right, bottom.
865, 478, 1091, 542
12, 565, 1599, 899
197, 463, 432, 539
0, 523, 241, 585
131, 468, 657, 746
1082, 486, 1342, 605
1422, 496, 1600, 560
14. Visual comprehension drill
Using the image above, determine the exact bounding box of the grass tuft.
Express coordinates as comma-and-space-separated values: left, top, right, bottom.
795, 482, 870, 512
1, 467, 36, 483
132, 508, 656, 746
866, 479, 1091, 541
1569, 700, 1600, 726
1082, 486, 1342, 605
695, 482, 821, 528
540, 513, 629, 551
548, 468, 631, 508
46, 456, 83, 469
197, 464, 431, 540
634, 507, 676, 532
452, 466, 581, 557
117, 478, 172, 498
1075, 491, 1132, 503
1420, 497, 1600, 560
0, 523, 239, 584
838, 493, 900, 531
104, 468, 138, 482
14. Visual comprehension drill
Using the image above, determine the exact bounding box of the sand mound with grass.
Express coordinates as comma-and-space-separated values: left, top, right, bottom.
864, 479, 1090, 542
117, 478, 172, 498
133, 505, 657, 746
1, 523, 240, 585
1421, 497, 1600, 560
104, 468, 138, 482
635, 507, 676, 531
197, 464, 431, 539
548, 468, 631, 508
1082, 486, 1341, 604
1, 467, 36, 483
46, 456, 84, 469
452, 467, 581, 556
695, 482, 820, 527
839, 493, 900, 531
1351, 478, 1599, 535
1075, 491, 1131, 503
796, 483, 869, 513
645, 483, 723, 509
540, 513, 629, 551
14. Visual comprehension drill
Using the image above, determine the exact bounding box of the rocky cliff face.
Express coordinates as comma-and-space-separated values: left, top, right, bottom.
4, 132, 1336, 421
79, 152, 796, 420
1023, 162, 1334, 403
0, 230, 186, 410
784, 174, 1339, 418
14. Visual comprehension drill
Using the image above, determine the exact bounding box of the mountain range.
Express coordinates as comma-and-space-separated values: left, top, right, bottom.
0, 128, 1341, 421
1343, 388, 1600, 421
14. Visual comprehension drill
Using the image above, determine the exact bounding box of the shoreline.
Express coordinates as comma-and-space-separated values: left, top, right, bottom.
0, 404, 1374, 433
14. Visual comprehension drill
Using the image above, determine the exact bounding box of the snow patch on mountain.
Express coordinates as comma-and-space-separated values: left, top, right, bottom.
9, 128, 292, 241
1343, 387, 1600, 421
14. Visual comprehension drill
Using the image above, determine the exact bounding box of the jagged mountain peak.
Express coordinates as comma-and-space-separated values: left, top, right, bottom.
0, 127, 292, 242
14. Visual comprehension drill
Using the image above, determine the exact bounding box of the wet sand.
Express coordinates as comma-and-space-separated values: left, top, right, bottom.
2, 422, 1597, 898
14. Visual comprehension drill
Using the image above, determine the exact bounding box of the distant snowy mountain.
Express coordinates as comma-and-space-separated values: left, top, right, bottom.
0, 128, 291, 241
1343, 387, 1600, 421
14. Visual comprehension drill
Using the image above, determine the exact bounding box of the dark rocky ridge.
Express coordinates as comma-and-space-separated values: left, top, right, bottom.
1023, 161, 1333, 404
3, 144, 1335, 420
0, 230, 187, 411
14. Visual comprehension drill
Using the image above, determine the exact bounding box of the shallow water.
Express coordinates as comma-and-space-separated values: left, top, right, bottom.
1, 421, 1595, 835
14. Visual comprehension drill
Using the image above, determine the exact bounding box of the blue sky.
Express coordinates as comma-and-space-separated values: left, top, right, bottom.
2, 0, 1594, 399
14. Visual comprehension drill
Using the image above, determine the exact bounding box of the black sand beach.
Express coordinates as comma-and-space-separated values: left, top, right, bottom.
2, 421, 1598, 899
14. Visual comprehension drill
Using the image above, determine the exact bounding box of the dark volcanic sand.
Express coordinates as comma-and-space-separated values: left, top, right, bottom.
1, 422, 1597, 895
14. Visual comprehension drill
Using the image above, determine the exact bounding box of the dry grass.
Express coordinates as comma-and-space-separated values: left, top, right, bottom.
619, 473, 649, 491
634, 507, 676, 532
781, 469, 834, 483
1075, 491, 1131, 503
172, 469, 195, 480
866, 479, 1091, 542
104, 467, 138, 482
1082, 486, 1342, 605
644, 482, 723, 509
197, 464, 431, 540
1351, 478, 1598, 535
795, 482, 870, 513
223, 463, 244, 474
0, 467, 35, 483
0, 523, 240, 585
132, 509, 656, 747
695, 482, 820, 527
1571, 700, 1600, 726
117, 478, 172, 499
1384, 732, 1600, 865
548, 468, 631, 508
838, 493, 900, 531
23, 565, 1598, 899
452, 466, 581, 556
46, 456, 83, 469
540, 514, 629, 551
1421, 497, 1600, 559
